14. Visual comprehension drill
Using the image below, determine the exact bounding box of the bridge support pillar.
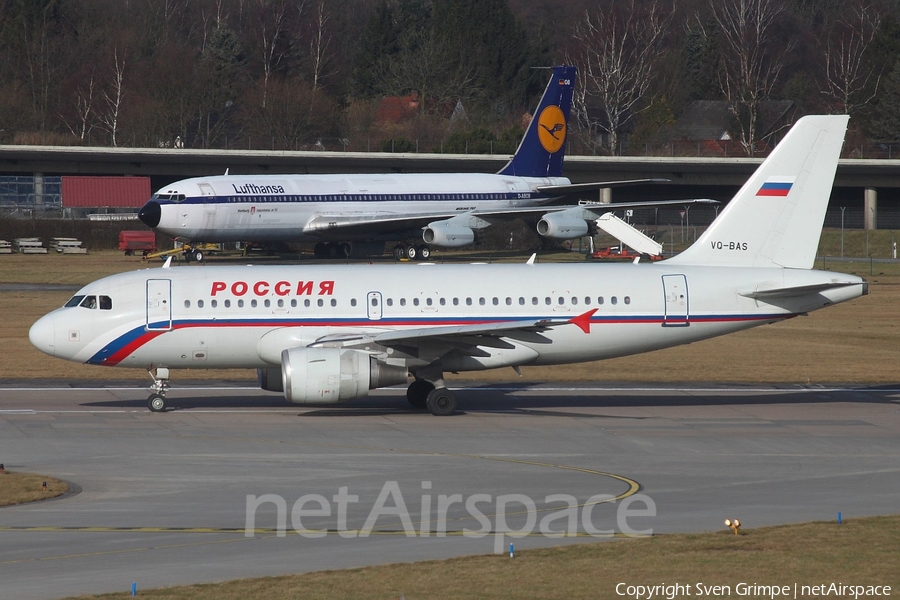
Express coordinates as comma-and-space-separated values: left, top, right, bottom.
864, 187, 877, 230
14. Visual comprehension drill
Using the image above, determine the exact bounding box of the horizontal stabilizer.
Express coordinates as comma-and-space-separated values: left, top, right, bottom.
537, 178, 670, 195
740, 281, 866, 300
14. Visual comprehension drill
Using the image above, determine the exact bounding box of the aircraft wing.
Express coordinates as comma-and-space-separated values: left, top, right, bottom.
311, 310, 596, 359
304, 198, 718, 237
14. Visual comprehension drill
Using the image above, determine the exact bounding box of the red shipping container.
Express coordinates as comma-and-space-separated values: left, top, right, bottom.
62, 176, 151, 208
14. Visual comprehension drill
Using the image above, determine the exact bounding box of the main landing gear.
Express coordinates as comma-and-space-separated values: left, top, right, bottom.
406, 375, 457, 416
313, 242, 352, 259
147, 367, 170, 412
392, 243, 431, 261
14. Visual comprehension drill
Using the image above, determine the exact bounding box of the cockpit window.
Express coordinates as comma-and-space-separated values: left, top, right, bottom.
79, 295, 97, 309
99, 295, 112, 310
152, 193, 186, 203
65, 295, 85, 308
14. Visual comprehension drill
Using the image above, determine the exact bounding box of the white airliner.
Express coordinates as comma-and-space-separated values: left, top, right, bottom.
31, 115, 865, 416
137, 65, 685, 261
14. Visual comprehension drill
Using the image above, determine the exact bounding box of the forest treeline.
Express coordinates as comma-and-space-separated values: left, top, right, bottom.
5, 0, 900, 156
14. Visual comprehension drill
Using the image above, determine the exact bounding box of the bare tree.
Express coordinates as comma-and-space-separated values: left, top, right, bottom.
248, 0, 289, 107
308, 0, 332, 91
98, 49, 127, 146
63, 72, 98, 141
569, 0, 673, 155
820, 3, 882, 115
708, 0, 792, 156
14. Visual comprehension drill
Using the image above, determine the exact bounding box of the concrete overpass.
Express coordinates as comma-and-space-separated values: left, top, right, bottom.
2, 145, 896, 228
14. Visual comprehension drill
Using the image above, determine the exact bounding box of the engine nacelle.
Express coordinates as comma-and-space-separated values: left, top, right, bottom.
281, 348, 407, 404
422, 224, 475, 247
536, 215, 589, 239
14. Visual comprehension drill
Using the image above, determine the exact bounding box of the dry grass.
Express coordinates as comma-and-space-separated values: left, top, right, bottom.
0, 471, 68, 505
67, 516, 900, 600
2, 250, 899, 383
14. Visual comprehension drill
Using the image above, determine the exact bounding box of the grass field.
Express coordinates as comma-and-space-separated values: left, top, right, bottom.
66, 516, 900, 600
0, 471, 68, 505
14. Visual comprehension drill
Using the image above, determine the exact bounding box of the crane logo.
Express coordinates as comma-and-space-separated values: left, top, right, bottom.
537, 105, 566, 153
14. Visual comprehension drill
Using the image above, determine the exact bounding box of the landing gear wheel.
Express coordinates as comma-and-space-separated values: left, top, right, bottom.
148, 393, 167, 412
407, 379, 435, 409
314, 242, 326, 258
393, 244, 406, 260
417, 245, 431, 260
337, 242, 351, 258
426, 387, 457, 416
406, 244, 418, 261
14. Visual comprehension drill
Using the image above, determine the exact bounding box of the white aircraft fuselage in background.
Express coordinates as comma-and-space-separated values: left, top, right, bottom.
137, 65, 678, 261
31, 115, 867, 415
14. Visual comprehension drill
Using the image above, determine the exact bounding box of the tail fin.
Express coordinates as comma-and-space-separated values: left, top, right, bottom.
498, 65, 576, 178
666, 115, 849, 269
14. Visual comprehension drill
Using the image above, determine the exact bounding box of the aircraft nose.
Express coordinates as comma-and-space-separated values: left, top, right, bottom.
29, 314, 56, 357
138, 200, 162, 228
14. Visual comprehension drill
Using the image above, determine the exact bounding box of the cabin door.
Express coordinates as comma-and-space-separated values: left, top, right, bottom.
146, 279, 173, 330
662, 274, 689, 326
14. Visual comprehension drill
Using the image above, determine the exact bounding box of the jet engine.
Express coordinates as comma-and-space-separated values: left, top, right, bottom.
536, 214, 589, 239
281, 347, 408, 404
422, 223, 475, 247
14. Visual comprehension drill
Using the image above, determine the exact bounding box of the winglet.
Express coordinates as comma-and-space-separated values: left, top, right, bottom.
569, 308, 597, 334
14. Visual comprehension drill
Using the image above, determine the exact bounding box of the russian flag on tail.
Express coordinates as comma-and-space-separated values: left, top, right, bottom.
756, 177, 795, 197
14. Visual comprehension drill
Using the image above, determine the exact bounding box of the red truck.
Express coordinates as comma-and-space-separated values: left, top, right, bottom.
119, 231, 157, 256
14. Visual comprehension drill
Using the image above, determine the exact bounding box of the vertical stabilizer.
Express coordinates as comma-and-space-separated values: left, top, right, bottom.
666, 115, 848, 269
498, 65, 576, 178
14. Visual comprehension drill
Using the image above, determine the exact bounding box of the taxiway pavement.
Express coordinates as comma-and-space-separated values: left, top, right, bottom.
1, 382, 899, 599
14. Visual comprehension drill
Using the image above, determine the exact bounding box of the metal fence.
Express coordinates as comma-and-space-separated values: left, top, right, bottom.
0, 176, 62, 215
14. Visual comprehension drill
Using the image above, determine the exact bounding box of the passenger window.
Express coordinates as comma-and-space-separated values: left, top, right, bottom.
413, 298, 419, 306
330, 299, 336, 307
466, 298, 472, 306
598, 297, 604, 305
400, 298, 406, 306
558, 297, 564, 305
211, 300, 218, 308
453, 298, 459, 306
264, 299, 270, 308
277, 299, 284, 308
519, 297, 525, 305
479, 298, 485, 306
571, 297, 578, 305
198, 299, 204, 308
440, 298, 446, 306
585, 296, 591, 305
426, 298, 433, 306
624, 296, 631, 305
611, 297, 618, 305
351, 299, 358, 307
251, 299, 257, 308
238, 299, 245, 308
317, 299, 323, 307
532, 297, 538, 305
304, 299, 311, 307
184, 300, 191, 308
225, 299, 232, 308
545, 297, 551, 305
99, 296, 112, 310
371, 297, 379, 306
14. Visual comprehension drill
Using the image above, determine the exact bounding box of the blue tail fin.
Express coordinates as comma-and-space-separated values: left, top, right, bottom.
498, 65, 576, 178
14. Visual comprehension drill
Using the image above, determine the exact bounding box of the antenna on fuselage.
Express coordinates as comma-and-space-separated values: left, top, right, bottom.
224, 168, 229, 175
162, 256, 173, 269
